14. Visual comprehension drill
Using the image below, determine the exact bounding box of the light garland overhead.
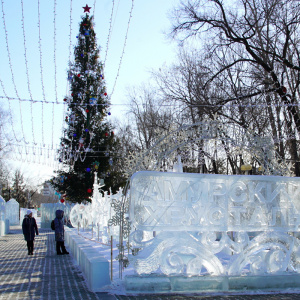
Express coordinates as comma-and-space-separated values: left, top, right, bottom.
103, 0, 115, 69
1, 95, 300, 108
37, 0, 46, 146
21, 0, 36, 145
109, 0, 134, 98
1, 0, 28, 144
0, 79, 22, 143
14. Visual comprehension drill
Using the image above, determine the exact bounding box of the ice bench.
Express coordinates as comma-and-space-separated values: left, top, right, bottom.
64, 227, 111, 292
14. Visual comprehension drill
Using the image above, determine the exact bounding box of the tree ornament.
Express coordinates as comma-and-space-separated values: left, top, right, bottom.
105, 132, 109, 137
85, 129, 89, 132
86, 109, 89, 113
87, 188, 92, 193
83, 4, 91, 13
86, 167, 91, 172
108, 112, 111, 115
104, 92, 108, 96
73, 133, 77, 137
90, 97, 97, 105
77, 74, 81, 77
60, 199, 65, 203
282, 86, 287, 93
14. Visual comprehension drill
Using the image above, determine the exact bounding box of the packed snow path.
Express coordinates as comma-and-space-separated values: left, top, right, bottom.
0, 226, 114, 300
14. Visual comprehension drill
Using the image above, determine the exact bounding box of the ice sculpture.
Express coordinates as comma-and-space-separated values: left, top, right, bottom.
40, 203, 72, 228
20, 208, 38, 224
6, 199, 19, 225
129, 171, 300, 277
0, 195, 5, 221
69, 172, 120, 238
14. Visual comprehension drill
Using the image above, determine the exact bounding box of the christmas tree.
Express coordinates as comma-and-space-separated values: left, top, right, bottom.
51, 6, 124, 203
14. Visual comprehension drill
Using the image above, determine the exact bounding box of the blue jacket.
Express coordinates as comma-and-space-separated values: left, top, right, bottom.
22, 215, 38, 241
54, 209, 65, 242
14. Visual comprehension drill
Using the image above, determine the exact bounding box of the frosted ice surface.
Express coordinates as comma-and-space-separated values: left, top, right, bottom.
0, 195, 5, 220
129, 171, 300, 276
69, 172, 120, 239
40, 203, 72, 224
6, 199, 19, 225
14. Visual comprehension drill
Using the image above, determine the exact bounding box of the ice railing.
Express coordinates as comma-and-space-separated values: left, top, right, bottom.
129, 171, 300, 276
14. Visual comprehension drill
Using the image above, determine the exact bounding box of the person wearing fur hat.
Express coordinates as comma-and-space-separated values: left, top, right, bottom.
22, 210, 39, 255
54, 209, 69, 255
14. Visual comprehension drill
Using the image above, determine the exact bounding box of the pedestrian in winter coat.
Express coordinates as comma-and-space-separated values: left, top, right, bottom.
22, 210, 39, 255
54, 209, 69, 255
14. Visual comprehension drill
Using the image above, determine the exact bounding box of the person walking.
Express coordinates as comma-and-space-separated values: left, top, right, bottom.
54, 209, 69, 255
22, 210, 39, 255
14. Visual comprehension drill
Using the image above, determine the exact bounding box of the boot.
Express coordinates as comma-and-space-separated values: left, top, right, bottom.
56, 242, 62, 255
27, 242, 31, 255
61, 242, 69, 255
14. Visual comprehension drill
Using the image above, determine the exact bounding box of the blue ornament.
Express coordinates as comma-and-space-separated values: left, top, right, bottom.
85, 129, 89, 132
108, 112, 111, 116
89, 97, 97, 105
73, 133, 77, 137
86, 168, 91, 172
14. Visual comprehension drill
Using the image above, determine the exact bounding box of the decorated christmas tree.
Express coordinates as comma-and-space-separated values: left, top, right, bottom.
51, 5, 123, 203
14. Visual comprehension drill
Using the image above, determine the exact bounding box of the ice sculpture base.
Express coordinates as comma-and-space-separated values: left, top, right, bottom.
64, 227, 111, 292
125, 274, 300, 293
0, 219, 9, 236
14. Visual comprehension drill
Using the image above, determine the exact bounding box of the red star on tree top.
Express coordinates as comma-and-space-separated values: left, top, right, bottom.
83, 4, 91, 13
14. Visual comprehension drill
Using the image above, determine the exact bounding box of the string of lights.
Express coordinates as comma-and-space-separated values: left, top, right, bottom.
92, 0, 96, 15
103, 0, 115, 69
109, 0, 134, 98
21, 0, 36, 145
68, 0, 73, 65
53, 0, 58, 104
1, 0, 28, 144
37, 0, 46, 146
1, 95, 300, 108
0, 79, 22, 143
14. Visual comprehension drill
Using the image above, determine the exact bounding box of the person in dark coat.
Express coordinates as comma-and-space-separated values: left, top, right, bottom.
54, 209, 69, 255
22, 210, 39, 255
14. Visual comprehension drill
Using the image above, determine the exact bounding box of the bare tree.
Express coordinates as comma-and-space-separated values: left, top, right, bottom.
169, 0, 300, 175
127, 84, 175, 151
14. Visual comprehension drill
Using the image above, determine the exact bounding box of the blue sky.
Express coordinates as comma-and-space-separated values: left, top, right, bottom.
0, 0, 179, 182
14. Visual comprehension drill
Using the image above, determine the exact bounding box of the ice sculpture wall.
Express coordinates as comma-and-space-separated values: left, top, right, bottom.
6, 199, 19, 225
0, 195, 5, 221
129, 171, 300, 277
40, 203, 72, 228
20, 208, 38, 225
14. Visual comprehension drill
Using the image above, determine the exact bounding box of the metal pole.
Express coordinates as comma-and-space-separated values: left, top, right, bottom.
111, 235, 113, 281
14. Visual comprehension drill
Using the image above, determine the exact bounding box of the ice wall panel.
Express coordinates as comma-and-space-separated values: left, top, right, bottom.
130, 172, 300, 232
